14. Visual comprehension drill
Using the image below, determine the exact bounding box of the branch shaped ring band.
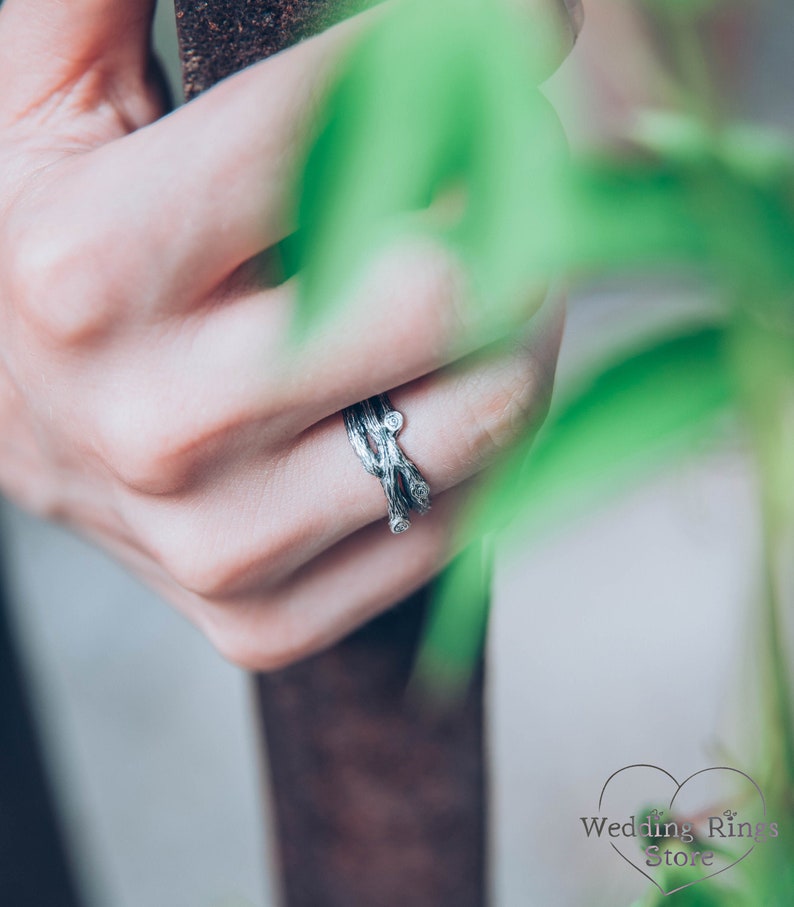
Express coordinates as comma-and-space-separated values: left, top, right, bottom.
343, 393, 431, 534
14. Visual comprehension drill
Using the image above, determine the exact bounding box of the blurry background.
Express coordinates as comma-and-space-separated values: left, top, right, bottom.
1, 1, 792, 905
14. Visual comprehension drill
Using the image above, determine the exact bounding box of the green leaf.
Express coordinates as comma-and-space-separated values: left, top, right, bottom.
291, 0, 568, 335
291, 0, 794, 338
285, 0, 794, 700
417, 322, 737, 690
411, 536, 494, 698
557, 152, 794, 300
505, 323, 735, 534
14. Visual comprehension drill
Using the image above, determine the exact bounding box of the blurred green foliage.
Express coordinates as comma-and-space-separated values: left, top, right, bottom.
292, 0, 566, 336
293, 0, 794, 901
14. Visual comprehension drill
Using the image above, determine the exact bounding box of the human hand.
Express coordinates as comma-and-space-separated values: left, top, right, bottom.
0, 0, 578, 670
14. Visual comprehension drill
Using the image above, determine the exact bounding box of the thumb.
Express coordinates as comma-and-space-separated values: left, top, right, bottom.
0, 0, 157, 116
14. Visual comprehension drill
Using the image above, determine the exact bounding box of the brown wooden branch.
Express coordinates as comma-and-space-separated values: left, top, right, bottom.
173, 5, 488, 903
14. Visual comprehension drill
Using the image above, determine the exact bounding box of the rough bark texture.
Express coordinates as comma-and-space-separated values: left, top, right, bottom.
176, 0, 370, 100
255, 590, 485, 907
173, 5, 487, 904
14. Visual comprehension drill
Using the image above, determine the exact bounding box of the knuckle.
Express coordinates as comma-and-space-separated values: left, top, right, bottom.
202, 606, 309, 673
151, 524, 226, 599
94, 392, 277, 499
151, 511, 304, 602
173, 555, 229, 601
462, 349, 551, 459
174, 550, 243, 601
492, 354, 548, 443
10, 225, 118, 347
102, 438, 184, 496
94, 409, 196, 496
190, 521, 306, 600
205, 621, 262, 671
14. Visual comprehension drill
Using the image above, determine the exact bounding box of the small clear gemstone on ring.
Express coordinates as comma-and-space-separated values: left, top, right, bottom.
383, 411, 403, 432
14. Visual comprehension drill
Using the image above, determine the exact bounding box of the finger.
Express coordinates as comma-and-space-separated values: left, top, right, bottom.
203, 243, 548, 435
183, 487, 467, 673
0, 0, 156, 116
514, 0, 584, 77
87, 248, 550, 497
88, 433, 470, 673
281, 291, 564, 562
86, 0, 580, 300
80, 9, 375, 301
114, 295, 563, 601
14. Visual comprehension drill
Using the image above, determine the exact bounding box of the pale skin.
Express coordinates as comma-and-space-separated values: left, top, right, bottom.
0, 0, 580, 671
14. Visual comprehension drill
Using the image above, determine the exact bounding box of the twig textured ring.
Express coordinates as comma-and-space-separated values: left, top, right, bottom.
343, 393, 431, 534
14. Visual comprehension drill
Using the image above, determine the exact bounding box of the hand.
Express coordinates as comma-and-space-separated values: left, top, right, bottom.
0, 0, 577, 670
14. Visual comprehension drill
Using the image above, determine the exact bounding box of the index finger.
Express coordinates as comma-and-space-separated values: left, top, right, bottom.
67, 0, 582, 309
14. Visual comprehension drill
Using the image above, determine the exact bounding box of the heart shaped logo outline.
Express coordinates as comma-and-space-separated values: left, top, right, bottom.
597, 763, 766, 897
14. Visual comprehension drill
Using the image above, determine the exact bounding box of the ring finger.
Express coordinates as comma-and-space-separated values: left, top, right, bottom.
117, 293, 563, 599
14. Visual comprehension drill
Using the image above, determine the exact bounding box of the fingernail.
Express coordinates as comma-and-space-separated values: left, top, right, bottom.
564, 0, 585, 41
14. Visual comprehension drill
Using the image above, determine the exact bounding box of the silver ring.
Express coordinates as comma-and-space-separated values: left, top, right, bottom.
343, 393, 431, 533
